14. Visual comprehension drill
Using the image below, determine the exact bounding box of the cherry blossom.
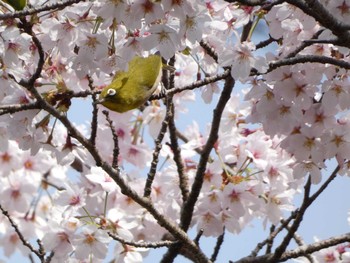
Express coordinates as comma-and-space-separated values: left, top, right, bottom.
85, 167, 117, 193
72, 225, 111, 260
0, 0, 349, 262
143, 24, 182, 58
42, 217, 79, 261
114, 243, 147, 263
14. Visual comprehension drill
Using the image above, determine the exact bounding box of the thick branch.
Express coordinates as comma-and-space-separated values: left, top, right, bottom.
161, 75, 235, 263
180, 75, 235, 231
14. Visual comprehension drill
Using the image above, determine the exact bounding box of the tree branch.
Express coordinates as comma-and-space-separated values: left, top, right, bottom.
225, 0, 267, 6
102, 110, 120, 169
285, 30, 324, 59
211, 231, 225, 262
0, 102, 40, 115
270, 177, 312, 261
286, 0, 350, 48
108, 233, 175, 248
269, 55, 350, 72
151, 70, 230, 100
166, 56, 189, 203
0, 205, 44, 260
143, 96, 171, 198
232, 233, 350, 263
180, 75, 235, 231
249, 211, 297, 257
0, 0, 84, 20
161, 75, 235, 263
88, 76, 98, 147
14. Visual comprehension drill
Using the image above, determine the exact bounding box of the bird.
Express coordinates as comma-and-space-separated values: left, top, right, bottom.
97, 54, 163, 113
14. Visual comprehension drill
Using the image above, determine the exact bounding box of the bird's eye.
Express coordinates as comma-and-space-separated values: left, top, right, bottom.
107, 88, 116, 96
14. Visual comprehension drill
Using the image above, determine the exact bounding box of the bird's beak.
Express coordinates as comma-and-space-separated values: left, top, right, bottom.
93, 97, 104, 105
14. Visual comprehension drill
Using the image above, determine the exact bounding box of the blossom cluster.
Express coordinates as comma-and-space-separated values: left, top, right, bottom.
245, 3, 350, 184
0, 101, 302, 262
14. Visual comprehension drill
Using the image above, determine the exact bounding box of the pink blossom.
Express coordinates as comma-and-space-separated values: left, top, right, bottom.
293, 161, 323, 184
85, 167, 117, 192
42, 217, 79, 260
142, 24, 181, 60
72, 225, 111, 260
0, 170, 39, 213
55, 183, 87, 214
220, 41, 266, 81
114, 243, 147, 263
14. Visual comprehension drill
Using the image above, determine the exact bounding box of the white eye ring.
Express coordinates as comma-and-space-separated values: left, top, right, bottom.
107, 88, 116, 96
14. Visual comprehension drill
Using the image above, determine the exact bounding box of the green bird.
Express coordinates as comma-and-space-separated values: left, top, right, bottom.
3, 0, 26, 10
97, 55, 163, 113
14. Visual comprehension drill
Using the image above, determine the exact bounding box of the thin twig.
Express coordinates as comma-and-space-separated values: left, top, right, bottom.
256, 37, 276, 50
166, 56, 189, 203
288, 228, 315, 263
0, 102, 40, 115
268, 55, 350, 72
249, 166, 340, 261
271, 176, 312, 261
0, 0, 84, 20
272, 165, 339, 262
308, 165, 340, 204
265, 225, 275, 254
194, 229, 204, 245
285, 30, 324, 59
175, 129, 204, 154
143, 98, 171, 198
233, 233, 350, 263
108, 233, 175, 248
250, 211, 297, 257
37, 239, 45, 259
18, 19, 45, 88
225, 0, 267, 6
200, 40, 218, 62
67, 90, 97, 98
211, 231, 225, 262
168, 99, 189, 203
0, 205, 44, 259
88, 75, 98, 146
151, 70, 230, 100
102, 110, 119, 169
45, 251, 55, 263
